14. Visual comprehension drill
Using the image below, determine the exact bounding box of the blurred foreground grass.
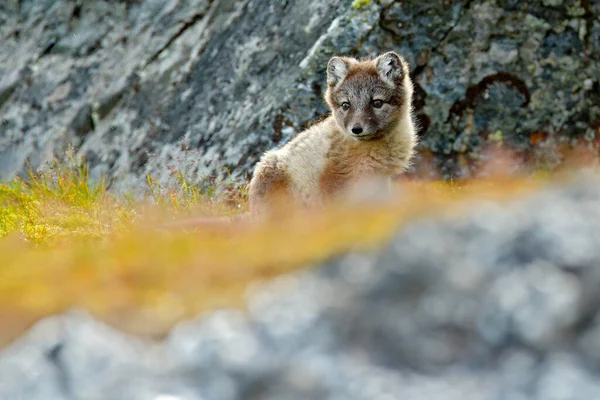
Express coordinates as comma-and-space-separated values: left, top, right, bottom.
0, 153, 562, 347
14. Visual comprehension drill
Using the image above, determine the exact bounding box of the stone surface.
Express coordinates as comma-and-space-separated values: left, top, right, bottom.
3, 175, 600, 398
1, 1, 599, 191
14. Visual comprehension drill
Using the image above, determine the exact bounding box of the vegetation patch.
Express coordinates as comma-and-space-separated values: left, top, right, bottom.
0, 147, 586, 346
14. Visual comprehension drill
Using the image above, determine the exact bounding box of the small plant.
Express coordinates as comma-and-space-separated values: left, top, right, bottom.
0, 147, 135, 244
352, 0, 370, 9
142, 136, 250, 218
145, 169, 248, 217
0, 142, 253, 245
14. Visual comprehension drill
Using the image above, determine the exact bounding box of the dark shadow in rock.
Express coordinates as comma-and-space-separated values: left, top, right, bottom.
446, 72, 530, 125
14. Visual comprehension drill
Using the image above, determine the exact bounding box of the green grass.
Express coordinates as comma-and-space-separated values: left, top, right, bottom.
0, 160, 120, 244
0, 151, 248, 245
352, 0, 371, 8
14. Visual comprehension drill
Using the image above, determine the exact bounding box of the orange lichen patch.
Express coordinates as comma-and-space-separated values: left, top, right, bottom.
529, 131, 546, 146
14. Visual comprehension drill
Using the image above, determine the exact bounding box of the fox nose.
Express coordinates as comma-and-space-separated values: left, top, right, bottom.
351, 126, 363, 135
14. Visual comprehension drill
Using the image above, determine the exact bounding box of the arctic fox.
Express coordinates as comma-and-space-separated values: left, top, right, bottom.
248, 51, 417, 216
165, 51, 418, 229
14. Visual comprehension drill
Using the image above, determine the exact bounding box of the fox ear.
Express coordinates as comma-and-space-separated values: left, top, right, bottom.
376, 52, 404, 85
327, 57, 350, 87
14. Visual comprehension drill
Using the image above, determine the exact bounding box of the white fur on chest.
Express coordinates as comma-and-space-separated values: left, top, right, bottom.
341, 117, 415, 177
276, 114, 414, 206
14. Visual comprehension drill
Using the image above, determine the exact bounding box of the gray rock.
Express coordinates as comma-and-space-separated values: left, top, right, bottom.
4, 175, 600, 398
1, 0, 599, 190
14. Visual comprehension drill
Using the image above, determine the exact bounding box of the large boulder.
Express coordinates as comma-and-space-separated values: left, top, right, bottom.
0, 0, 598, 190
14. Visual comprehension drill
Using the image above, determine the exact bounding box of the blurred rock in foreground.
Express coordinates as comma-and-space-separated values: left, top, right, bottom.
3, 175, 600, 399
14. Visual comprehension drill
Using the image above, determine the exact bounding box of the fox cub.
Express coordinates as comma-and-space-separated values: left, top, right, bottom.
248, 51, 417, 216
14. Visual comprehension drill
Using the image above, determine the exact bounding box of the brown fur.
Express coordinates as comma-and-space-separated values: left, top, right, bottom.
248, 154, 292, 216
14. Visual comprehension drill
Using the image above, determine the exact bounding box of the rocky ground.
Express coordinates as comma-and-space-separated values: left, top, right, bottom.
2, 174, 600, 399
1, 0, 599, 192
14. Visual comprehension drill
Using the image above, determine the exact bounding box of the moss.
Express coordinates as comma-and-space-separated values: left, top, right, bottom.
352, 0, 371, 9
488, 130, 504, 146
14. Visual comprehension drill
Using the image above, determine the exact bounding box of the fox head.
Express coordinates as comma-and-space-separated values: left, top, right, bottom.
325, 52, 413, 141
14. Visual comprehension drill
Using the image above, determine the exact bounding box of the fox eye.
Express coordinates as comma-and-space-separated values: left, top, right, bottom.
372, 100, 384, 108
341, 102, 351, 111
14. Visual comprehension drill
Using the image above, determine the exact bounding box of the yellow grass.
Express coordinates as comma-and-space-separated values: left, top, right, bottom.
0, 150, 582, 347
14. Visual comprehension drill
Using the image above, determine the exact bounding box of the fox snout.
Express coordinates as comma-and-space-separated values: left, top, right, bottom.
351, 126, 363, 135
347, 111, 379, 138
348, 119, 376, 138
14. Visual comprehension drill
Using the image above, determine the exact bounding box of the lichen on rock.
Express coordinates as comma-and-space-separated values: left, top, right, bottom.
0, 0, 598, 187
